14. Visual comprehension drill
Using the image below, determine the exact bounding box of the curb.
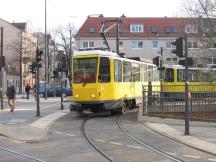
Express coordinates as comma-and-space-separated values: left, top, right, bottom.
144, 122, 216, 156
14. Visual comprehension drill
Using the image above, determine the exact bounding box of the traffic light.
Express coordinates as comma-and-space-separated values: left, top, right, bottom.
0, 56, 5, 68
51, 69, 59, 78
36, 49, 43, 63
179, 57, 193, 66
153, 56, 160, 67
29, 62, 37, 74
172, 37, 184, 57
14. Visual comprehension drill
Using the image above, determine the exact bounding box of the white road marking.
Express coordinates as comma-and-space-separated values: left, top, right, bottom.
126, 145, 142, 149
109, 142, 123, 146
55, 131, 75, 137
31, 111, 66, 129
95, 139, 106, 142
166, 152, 177, 156
208, 159, 216, 161
183, 155, 200, 159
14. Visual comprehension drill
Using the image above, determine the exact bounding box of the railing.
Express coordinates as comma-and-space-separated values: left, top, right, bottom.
142, 84, 216, 122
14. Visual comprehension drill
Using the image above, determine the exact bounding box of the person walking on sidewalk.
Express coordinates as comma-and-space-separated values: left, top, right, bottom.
25, 83, 31, 100
6, 80, 16, 112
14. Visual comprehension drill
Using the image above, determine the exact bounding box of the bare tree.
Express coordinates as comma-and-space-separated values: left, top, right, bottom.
54, 23, 77, 87
183, 0, 216, 64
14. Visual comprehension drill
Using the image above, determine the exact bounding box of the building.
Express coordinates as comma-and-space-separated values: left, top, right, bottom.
75, 15, 216, 67
0, 19, 36, 93
12, 22, 37, 92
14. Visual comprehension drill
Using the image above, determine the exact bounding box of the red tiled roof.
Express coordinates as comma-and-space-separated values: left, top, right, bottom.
75, 17, 199, 38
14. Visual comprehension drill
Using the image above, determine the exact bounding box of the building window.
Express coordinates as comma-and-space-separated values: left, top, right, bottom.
165, 27, 171, 33
82, 41, 94, 48
89, 27, 95, 33
130, 24, 144, 32
165, 27, 177, 33
188, 41, 198, 48
152, 41, 158, 49
207, 42, 216, 48
185, 25, 198, 33
166, 42, 175, 49
151, 26, 157, 33
132, 41, 143, 49
119, 41, 124, 49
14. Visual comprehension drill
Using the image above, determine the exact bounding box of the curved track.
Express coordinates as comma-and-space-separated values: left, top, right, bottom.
117, 115, 184, 162
81, 112, 185, 162
0, 146, 45, 162
81, 113, 114, 162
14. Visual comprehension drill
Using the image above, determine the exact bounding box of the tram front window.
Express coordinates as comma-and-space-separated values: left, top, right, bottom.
73, 58, 98, 83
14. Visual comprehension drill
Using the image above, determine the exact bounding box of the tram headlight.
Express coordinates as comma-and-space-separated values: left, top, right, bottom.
75, 94, 79, 99
91, 93, 96, 98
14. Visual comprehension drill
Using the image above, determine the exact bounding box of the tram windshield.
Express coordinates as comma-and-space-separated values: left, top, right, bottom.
73, 57, 98, 83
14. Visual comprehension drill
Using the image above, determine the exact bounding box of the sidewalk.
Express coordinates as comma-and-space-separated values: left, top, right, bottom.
140, 116, 216, 155
0, 97, 69, 142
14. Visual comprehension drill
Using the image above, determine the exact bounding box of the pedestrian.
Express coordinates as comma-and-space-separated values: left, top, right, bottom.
6, 80, 16, 112
25, 83, 31, 99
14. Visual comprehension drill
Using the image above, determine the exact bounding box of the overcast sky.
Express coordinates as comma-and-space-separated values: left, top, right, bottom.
0, 0, 184, 32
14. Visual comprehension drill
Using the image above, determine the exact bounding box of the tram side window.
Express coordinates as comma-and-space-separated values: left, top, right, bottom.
177, 69, 185, 82
143, 64, 147, 82
165, 68, 174, 82
148, 66, 153, 81
132, 63, 140, 82
114, 60, 122, 82
140, 64, 144, 82
98, 57, 110, 83
123, 61, 132, 82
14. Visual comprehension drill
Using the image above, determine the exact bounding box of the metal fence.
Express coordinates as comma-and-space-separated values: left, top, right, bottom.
142, 84, 216, 122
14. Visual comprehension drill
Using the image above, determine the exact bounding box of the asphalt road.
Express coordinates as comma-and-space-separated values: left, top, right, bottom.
0, 100, 216, 162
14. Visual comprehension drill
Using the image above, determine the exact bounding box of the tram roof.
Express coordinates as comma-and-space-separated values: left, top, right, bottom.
74, 50, 120, 57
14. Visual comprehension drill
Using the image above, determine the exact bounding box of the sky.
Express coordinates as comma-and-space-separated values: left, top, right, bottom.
0, 0, 184, 32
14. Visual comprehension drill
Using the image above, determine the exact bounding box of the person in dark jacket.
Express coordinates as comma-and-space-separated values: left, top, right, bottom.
6, 80, 16, 112
25, 83, 31, 99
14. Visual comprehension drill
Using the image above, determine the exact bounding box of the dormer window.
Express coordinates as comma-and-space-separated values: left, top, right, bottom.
151, 26, 157, 33
130, 24, 144, 33
89, 27, 95, 33
165, 27, 177, 33
185, 25, 197, 33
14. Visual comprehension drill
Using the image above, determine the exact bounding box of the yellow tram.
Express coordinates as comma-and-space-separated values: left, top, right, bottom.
70, 50, 159, 113
162, 65, 216, 95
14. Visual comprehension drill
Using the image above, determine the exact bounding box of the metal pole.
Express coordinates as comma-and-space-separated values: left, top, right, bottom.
160, 47, 164, 118
60, 70, 64, 110
0, 27, 3, 110
184, 35, 190, 135
36, 62, 40, 117
19, 32, 23, 94
69, 28, 72, 88
116, 18, 120, 54
44, 0, 48, 100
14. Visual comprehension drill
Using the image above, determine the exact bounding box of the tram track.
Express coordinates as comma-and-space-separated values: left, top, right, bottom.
0, 145, 45, 162
117, 115, 185, 162
81, 112, 186, 162
81, 113, 114, 162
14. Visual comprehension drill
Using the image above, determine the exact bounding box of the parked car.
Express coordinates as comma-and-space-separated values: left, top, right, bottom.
62, 87, 72, 97
39, 83, 72, 97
